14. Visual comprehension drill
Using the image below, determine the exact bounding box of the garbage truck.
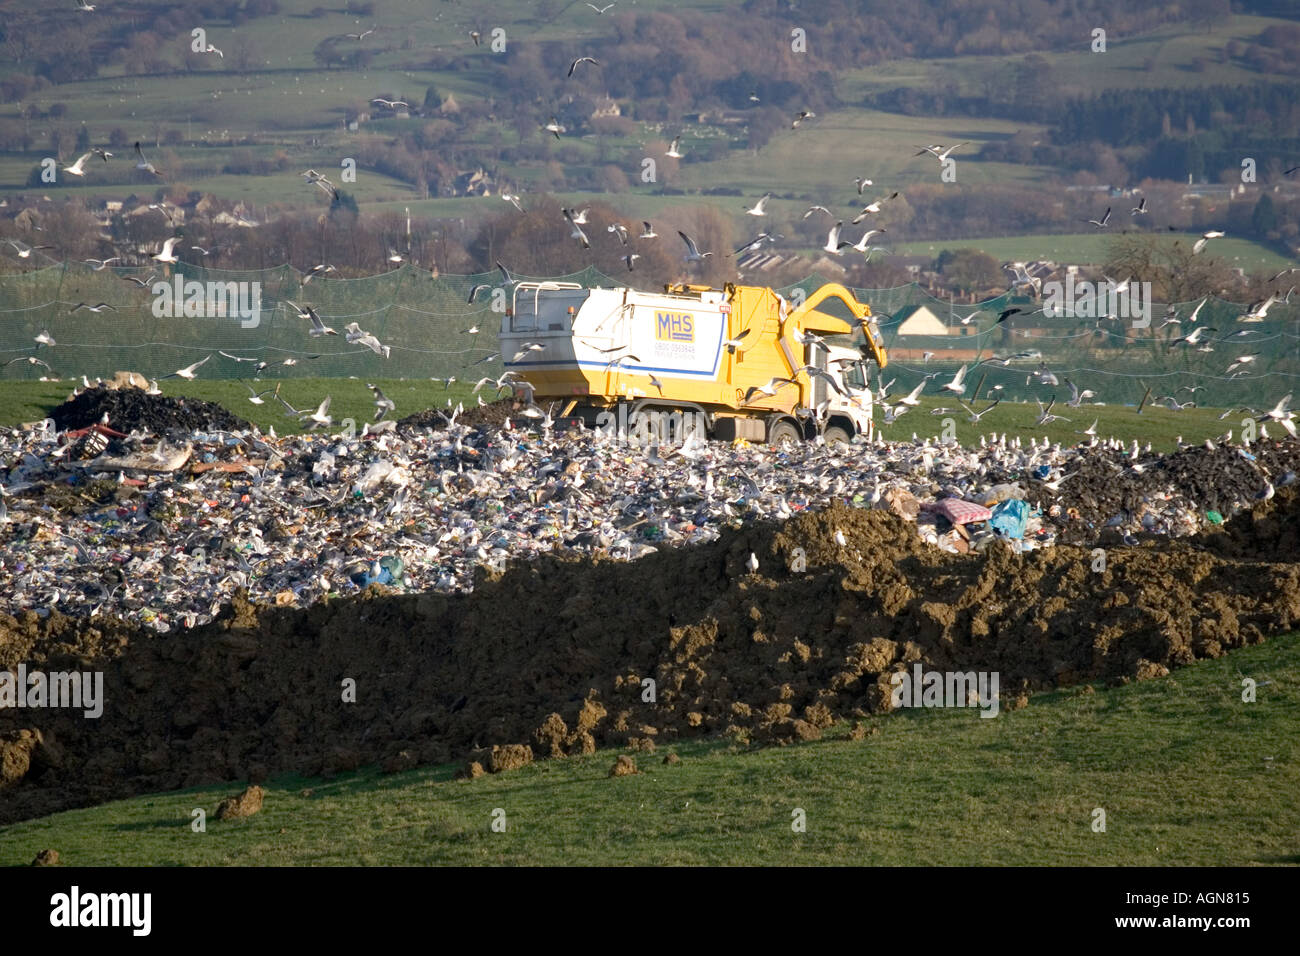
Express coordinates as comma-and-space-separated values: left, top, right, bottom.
498, 281, 887, 444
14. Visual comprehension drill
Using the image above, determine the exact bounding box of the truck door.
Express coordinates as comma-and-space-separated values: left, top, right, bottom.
808, 341, 827, 406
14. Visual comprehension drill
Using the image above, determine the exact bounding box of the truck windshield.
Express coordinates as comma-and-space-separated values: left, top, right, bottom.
843, 362, 867, 390
511, 288, 590, 332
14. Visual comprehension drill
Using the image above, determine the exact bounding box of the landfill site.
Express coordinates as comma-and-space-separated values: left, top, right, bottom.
1, 377, 1298, 826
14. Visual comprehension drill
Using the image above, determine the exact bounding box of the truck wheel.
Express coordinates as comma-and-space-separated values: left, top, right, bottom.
823, 426, 852, 446
768, 420, 801, 447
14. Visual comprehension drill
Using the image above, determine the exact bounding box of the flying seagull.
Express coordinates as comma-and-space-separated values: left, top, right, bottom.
133, 142, 163, 177
586, 2, 616, 12
638, 221, 657, 239
678, 230, 712, 262
371, 98, 409, 110
70, 302, 117, 313
368, 384, 396, 420
84, 257, 120, 270
744, 193, 771, 216
152, 237, 181, 264
162, 355, 212, 380
822, 221, 851, 255
1192, 231, 1224, 255
1130, 197, 1148, 216
665, 136, 684, 159
790, 110, 815, 129
1083, 207, 1111, 228
940, 364, 968, 395
61, 152, 94, 177
568, 56, 599, 78
851, 192, 899, 224
543, 116, 565, 139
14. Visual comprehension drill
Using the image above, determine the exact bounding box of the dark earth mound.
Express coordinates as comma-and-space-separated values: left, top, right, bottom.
51, 387, 251, 435
2, 489, 1298, 825
398, 397, 521, 431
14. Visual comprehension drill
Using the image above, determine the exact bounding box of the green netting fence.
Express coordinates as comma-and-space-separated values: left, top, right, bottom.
0, 261, 1295, 410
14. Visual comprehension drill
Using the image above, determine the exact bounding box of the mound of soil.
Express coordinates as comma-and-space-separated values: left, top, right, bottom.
398, 398, 521, 431
1, 493, 1298, 825
51, 387, 250, 435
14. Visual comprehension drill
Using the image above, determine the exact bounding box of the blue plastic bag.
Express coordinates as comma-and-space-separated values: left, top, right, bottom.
988, 499, 1029, 539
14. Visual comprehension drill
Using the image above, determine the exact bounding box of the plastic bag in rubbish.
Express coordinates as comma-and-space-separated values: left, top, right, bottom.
988, 498, 1030, 539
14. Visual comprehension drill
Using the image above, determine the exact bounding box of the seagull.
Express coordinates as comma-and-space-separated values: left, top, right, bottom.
469, 30, 481, 46
586, 2, 616, 12
1268, 267, 1298, 283
822, 221, 851, 255
1034, 397, 1070, 425
1032, 362, 1059, 386
301, 396, 333, 430
121, 274, 156, 287
345, 29, 374, 40
387, 248, 405, 263
665, 136, 684, 159
501, 193, 525, 213
303, 263, 337, 283
850, 229, 886, 253
133, 142, 163, 177
543, 116, 565, 139
1192, 231, 1224, 254
1157, 395, 1196, 411
853, 177, 873, 194
995, 307, 1022, 324
162, 355, 212, 380
75, 0, 95, 10
152, 237, 181, 263
744, 193, 771, 216
6, 240, 51, 259
567, 56, 599, 77
3, 356, 52, 371
496, 261, 517, 285
678, 230, 712, 262
1169, 325, 1217, 348
368, 384, 395, 420
84, 257, 119, 270
1259, 394, 1297, 438
1225, 353, 1259, 374
297, 303, 338, 338
606, 222, 629, 245
1241, 294, 1280, 322
730, 231, 775, 257
958, 398, 999, 423
915, 142, 968, 162
1063, 378, 1096, 407
746, 552, 759, 574
461, 323, 480, 335
563, 208, 590, 248
851, 192, 899, 224
61, 152, 94, 177
803, 205, 832, 219
939, 364, 968, 395
345, 322, 391, 358
467, 283, 490, 303
1077, 419, 1099, 439
34, 330, 55, 348
895, 379, 929, 407
638, 221, 657, 239
722, 328, 750, 354
1083, 207, 1111, 228
190, 245, 213, 257
371, 98, 409, 110
790, 110, 815, 129
621, 253, 640, 271
1130, 197, 1148, 216
239, 381, 276, 405
70, 302, 117, 313
742, 376, 798, 405
204, 44, 223, 58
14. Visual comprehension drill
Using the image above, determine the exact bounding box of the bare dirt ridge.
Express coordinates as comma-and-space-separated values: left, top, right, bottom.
1, 491, 1298, 825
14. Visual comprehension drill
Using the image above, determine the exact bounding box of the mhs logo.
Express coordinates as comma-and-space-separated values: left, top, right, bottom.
151, 277, 262, 328
655, 311, 694, 342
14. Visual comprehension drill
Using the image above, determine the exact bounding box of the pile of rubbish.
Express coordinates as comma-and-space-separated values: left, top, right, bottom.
0, 389, 1296, 633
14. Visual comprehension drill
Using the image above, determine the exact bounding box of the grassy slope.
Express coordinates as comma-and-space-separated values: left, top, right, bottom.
1, 633, 1294, 865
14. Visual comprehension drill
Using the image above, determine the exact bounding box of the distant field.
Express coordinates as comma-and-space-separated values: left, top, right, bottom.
840, 14, 1299, 99
2, 632, 1294, 865
893, 233, 1293, 271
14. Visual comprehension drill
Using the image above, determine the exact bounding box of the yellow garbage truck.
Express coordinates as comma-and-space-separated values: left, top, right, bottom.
499, 280, 887, 444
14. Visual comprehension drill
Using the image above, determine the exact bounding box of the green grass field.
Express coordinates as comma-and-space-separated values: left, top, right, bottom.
2, 632, 1294, 865
893, 233, 1293, 273
0, 378, 1264, 450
